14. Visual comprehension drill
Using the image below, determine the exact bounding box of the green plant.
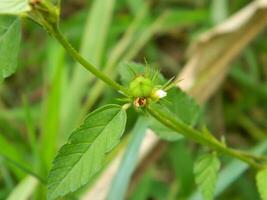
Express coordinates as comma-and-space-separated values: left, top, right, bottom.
1, 1, 267, 200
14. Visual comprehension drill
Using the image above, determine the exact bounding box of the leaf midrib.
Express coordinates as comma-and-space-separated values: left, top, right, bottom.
49, 108, 123, 198
0, 19, 17, 41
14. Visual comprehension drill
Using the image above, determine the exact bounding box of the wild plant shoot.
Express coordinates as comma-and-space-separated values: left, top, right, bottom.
1, 0, 267, 200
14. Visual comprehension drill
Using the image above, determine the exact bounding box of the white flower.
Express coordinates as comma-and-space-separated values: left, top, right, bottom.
154, 89, 167, 99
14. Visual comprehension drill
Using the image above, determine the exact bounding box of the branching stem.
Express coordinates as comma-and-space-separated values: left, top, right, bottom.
39, 11, 266, 170
50, 25, 130, 96
147, 105, 265, 170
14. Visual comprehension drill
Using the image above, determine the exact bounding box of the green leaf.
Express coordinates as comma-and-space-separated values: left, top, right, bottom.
0, 0, 31, 15
149, 87, 201, 141
256, 167, 267, 200
47, 104, 127, 200
194, 153, 221, 200
190, 141, 267, 200
0, 16, 21, 83
164, 88, 201, 125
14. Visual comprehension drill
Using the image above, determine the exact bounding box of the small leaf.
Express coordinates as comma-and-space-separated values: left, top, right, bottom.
47, 105, 127, 200
0, 16, 21, 83
190, 141, 267, 199
256, 167, 267, 200
194, 153, 221, 200
0, 0, 31, 15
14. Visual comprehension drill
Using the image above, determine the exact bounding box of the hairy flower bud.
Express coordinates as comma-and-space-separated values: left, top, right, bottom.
129, 76, 154, 97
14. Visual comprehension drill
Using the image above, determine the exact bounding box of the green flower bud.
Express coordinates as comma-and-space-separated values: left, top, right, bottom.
129, 76, 154, 97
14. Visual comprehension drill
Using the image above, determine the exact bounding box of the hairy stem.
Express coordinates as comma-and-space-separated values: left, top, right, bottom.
50, 25, 130, 96
147, 105, 265, 170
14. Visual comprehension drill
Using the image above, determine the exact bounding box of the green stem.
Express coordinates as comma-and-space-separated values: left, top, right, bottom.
147, 105, 264, 170
79, 11, 167, 117
51, 26, 130, 96
78, 6, 149, 118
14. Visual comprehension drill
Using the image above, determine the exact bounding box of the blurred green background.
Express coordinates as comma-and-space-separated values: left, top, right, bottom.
1, 0, 267, 199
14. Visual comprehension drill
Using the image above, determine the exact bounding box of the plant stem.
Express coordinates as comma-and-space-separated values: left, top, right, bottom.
147, 105, 264, 170
78, 11, 167, 118
50, 25, 130, 96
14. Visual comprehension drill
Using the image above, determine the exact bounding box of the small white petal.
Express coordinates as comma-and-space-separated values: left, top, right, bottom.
155, 89, 167, 98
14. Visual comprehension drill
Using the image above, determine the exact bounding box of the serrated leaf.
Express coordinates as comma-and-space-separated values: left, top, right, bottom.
0, 16, 21, 83
256, 168, 267, 200
164, 88, 201, 125
0, 0, 31, 15
149, 87, 201, 141
190, 141, 267, 200
194, 153, 221, 200
47, 105, 127, 200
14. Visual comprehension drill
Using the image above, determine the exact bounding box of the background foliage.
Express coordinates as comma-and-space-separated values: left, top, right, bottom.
0, 0, 267, 200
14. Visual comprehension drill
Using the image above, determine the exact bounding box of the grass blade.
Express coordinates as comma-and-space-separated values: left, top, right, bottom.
107, 117, 148, 200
